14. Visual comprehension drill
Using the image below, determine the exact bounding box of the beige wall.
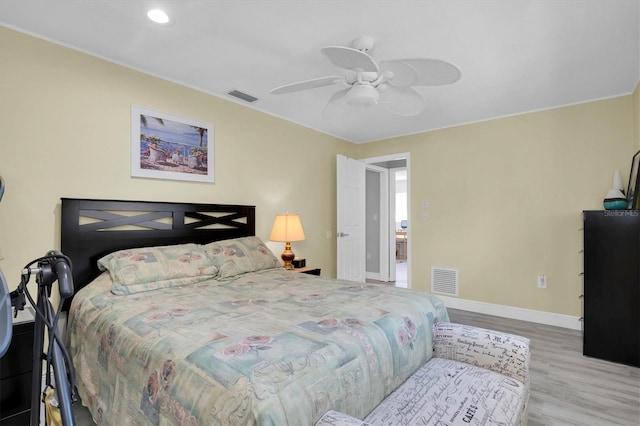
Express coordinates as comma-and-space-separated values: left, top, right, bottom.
0, 27, 356, 300
357, 96, 636, 316
1, 27, 637, 319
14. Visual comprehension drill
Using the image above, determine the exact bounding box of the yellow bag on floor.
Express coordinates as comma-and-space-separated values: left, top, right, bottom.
44, 388, 62, 426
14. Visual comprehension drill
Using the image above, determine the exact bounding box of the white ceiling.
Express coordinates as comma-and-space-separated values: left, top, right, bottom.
1, 1, 638, 143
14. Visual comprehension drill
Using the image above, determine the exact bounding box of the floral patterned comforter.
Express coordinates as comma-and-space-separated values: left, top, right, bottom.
67, 269, 448, 425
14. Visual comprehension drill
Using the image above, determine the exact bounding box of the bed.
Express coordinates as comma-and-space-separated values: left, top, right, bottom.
62, 198, 449, 425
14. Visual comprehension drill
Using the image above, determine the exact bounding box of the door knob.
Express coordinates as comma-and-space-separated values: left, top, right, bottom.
337, 232, 350, 237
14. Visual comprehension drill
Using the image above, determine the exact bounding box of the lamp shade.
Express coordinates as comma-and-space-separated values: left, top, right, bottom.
269, 214, 305, 242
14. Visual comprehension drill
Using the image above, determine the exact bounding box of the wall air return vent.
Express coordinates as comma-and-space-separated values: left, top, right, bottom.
227, 90, 258, 103
431, 267, 459, 296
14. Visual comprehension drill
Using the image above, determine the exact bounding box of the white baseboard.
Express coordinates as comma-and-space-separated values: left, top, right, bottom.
437, 295, 583, 331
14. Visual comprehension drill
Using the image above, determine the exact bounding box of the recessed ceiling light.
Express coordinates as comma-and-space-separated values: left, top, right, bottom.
147, 9, 170, 24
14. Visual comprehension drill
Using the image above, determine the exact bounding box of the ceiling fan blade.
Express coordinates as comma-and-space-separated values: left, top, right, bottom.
380, 58, 461, 87
322, 88, 349, 119
270, 76, 343, 94
321, 46, 379, 73
380, 86, 426, 116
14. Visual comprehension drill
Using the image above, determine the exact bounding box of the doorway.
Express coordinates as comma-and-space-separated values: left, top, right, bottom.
363, 153, 409, 288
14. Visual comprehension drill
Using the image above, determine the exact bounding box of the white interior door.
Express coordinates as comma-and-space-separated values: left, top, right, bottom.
336, 154, 366, 281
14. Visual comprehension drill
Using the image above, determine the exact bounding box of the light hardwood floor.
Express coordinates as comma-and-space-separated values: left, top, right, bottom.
448, 308, 640, 426
71, 309, 640, 425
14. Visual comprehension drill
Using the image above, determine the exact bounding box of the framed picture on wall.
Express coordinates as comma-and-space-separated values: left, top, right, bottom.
627, 150, 640, 209
131, 105, 214, 183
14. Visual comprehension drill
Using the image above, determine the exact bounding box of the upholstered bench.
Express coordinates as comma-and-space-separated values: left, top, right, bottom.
316, 322, 530, 426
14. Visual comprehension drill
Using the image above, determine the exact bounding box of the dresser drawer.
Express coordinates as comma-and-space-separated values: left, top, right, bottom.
0, 370, 32, 418
0, 321, 35, 380
0, 319, 34, 422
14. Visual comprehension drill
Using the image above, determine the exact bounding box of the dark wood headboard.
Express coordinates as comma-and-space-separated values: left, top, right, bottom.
60, 198, 255, 309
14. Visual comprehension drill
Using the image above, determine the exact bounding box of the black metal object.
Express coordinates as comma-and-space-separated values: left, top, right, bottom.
8, 251, 77, 426
29, 261, 75, 426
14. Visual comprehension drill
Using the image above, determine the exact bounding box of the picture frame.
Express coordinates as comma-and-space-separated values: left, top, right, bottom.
627, 150, 640, 209
131, 105, 214, 183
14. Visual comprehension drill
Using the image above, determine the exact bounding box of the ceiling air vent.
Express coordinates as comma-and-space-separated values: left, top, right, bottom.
431, 267, 459, 296
227, 90, 258, 103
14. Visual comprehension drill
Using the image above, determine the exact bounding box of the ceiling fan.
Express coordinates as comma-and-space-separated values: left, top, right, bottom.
270, 36, 461, 117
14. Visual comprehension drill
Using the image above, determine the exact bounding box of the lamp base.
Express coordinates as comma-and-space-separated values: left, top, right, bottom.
281, 242, 295, 270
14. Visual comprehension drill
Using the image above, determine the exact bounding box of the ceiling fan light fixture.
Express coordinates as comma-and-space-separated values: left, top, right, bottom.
345, 85, 379, 107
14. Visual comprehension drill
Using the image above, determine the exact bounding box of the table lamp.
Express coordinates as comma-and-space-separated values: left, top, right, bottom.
270, 213, 305, 270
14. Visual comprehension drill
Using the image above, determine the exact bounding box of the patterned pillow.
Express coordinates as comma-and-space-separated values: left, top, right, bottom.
98, 243, 219, 295
202, 236, 280, 278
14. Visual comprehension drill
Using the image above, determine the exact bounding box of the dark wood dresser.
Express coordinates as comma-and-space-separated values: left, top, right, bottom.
0, 309, 35, 424
582, 210, 639, 367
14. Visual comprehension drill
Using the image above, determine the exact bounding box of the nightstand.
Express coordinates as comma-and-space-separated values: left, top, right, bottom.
294, 266, 321, 276
0, 308, 35, 425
